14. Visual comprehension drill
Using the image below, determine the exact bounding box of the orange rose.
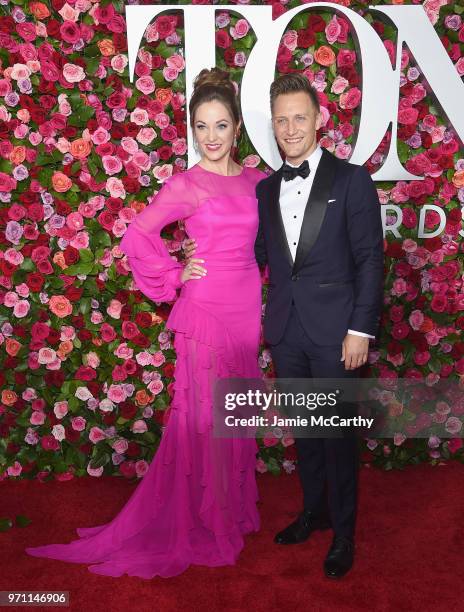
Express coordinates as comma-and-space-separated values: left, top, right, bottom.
314, 45, 336, 66
52, 171, 72, 193
452, 170, 464, 188
49, 295, 73, 318
57, 340, 74, 359
10, 146, 26, 165
388, 401, 404, 417
135, 389, 152, 407
420, 317, 434, 333
1, 389, 18, 406
53, 251, 67, 270
98, 39, 116, 57
29, 1, 50, 19
5, 338, 21, 357
156, 88, 173, 106
70, 138, 92, 160
92, 338, 103, 347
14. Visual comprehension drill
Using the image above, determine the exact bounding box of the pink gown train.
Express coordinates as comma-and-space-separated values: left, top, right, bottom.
25, 164, 266, 578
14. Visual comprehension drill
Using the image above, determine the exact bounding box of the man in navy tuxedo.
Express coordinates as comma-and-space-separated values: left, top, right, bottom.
254, 74, 384, 579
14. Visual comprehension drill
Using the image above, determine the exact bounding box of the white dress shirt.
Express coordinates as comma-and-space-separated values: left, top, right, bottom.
279, 146, 373, 339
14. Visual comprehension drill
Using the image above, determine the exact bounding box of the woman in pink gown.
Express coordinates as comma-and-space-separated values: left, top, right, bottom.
25, 69, 266, 578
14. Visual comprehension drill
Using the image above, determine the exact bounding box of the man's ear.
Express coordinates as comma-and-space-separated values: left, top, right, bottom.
315, 112, 323, 131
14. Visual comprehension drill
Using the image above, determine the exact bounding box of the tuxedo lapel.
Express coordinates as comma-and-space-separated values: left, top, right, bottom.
268, 166, 293, 268
292, 149, 336, 273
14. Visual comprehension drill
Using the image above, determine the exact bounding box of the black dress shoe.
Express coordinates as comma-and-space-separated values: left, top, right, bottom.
324, 535, 354, 578
274, 510, 331, 544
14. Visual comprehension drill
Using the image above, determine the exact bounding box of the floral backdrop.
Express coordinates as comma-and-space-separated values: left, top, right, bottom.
0, 0, 463, 482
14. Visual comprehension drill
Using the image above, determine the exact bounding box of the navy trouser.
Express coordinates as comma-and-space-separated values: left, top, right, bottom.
269, 304, 360, 539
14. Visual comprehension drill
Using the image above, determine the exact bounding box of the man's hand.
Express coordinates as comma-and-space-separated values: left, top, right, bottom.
183, 238, 197, 261
341, 334, 369, 370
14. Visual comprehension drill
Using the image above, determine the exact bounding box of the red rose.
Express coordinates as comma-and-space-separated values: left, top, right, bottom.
337, 49, 356, 68
119, 401, 137, 420
430, 294, 447, 312
216, 30, 231, 49
119, 461, 136, 479
385, 241, 404, 258
135, 312, 153, 328
391, 321, 410, 340
113, 33, 127, 51
126, 442, 141, 458
163, 363, 175, 378
156, 15, 176, 39
122, 176, 140, 194
402, 208, 417, 229
408, 181, 426, 199
308, 14, 326, 32
389, 305, 404, 322
41, 435, 60, 451
398, 107, 419, 124
106, 91, 126, 109
297, 28, 315, 48
272, 2, 286, 19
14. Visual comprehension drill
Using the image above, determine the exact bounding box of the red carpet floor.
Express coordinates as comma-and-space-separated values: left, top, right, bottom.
2, 462, 464, 612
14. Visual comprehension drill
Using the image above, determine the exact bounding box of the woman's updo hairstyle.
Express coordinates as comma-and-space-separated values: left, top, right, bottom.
189, 68, 240, 129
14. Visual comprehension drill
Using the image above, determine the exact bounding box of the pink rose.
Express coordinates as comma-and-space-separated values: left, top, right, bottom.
89, 427, 106, 444
335, 143, 351, 159
153, 164, 173, 183
71, 416, 86, 431
445, 416, 462, 435
163, 67, 179, 82
63, 63, 85, 83
409, 310, 424, 330
102, 155, 123, 175
331, 75, 349, 95
230, 18, 250, 40
135, 76, 155, 95
131, 419, 148, 433
166, 54, 185, 71
339, 88, 361, 110
325, 16, 341, 44
283, 30, 298, 51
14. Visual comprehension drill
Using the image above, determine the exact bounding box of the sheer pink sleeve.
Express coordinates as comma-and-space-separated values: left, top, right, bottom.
119, 173, 196, 303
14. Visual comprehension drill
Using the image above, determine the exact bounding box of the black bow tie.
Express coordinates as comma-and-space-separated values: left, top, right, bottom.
282, 160, 311, 181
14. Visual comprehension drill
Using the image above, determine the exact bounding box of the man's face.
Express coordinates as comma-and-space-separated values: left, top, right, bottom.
271, 91, 322, 166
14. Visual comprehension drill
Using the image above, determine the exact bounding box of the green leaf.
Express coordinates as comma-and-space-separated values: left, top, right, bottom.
79, 249, 95, 263
0, 518, 13, 532
64, 262, 94, 276
15, 515, 31, 528
397, 139, 410, 164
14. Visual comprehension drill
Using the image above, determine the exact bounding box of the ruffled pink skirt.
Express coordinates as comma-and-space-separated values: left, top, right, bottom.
26, 295, 261, 579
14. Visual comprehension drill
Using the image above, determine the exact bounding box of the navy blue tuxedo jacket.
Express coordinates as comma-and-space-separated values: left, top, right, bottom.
254, 149, 384, 346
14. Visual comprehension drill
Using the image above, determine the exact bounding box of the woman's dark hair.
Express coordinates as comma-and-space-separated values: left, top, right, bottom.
189, 68, 240, 128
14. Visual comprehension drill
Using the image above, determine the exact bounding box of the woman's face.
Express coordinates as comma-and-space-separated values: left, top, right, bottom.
193, 100, 238, 163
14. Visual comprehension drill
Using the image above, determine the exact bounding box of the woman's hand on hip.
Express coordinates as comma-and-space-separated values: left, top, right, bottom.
181, 258, 207, 283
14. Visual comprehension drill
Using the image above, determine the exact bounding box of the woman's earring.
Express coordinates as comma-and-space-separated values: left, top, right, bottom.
233, 135, 238, 147
193, 139, 199, 153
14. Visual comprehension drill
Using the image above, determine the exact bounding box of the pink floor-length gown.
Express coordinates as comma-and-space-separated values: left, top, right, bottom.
25, 164, 267, 579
